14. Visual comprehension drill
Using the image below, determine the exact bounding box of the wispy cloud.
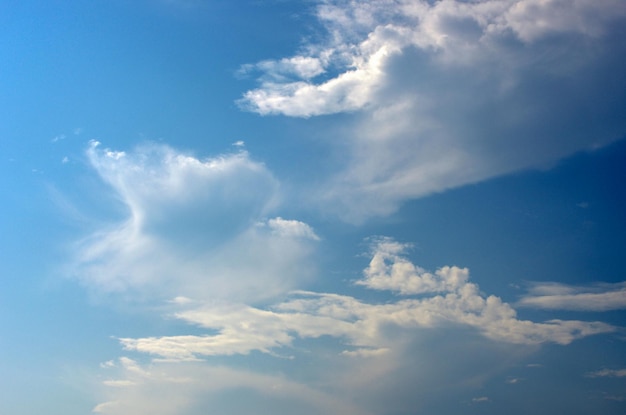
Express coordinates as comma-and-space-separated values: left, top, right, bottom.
94, 358, 368, 415
69, 142, 319, 303
586, 368, 626, 378
472, 396, 490, 403
239, 0, 626, 220
518, 282, 626, 311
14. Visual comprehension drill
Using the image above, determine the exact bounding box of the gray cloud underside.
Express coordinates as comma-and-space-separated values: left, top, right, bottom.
240, 0, 626, 220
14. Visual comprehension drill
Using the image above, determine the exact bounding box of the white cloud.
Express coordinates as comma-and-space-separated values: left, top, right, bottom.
239, 0, 626, 220
357, 237, 468, 294
117, 237, 615, 363
94, 237, 621, 414
242, 0, 626, 116
261, 217, 320, 241
249, 56, 327, 81
69, 142, 319, 303
518, 282, 626, 311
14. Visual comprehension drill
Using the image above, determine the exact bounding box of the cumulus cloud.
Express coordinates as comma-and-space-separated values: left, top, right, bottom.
357, 238, 468, 294
239, 0, 626, 220
69, 142, 319, 303
518, 281, 626, 311
94, 237, 621, 414
117, 237, 615, 363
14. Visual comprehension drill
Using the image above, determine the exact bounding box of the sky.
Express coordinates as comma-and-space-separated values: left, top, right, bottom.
1, 0, 626, 414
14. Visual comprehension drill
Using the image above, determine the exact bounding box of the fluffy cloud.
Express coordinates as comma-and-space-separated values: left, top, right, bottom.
518, 281, 626, 311
117, 238, 615, 363
94, 237, 620, 414
239, 0, 626, 220
260, 217, 320, 241
69, 142, 319, 303
357, 238, 469, 294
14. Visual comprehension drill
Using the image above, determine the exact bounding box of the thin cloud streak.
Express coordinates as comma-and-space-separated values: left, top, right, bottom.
518, 282, 626, 311
586, 368, 626, 378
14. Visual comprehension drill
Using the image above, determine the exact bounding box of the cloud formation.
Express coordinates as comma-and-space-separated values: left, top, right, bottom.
70, 142, 319, 303
240, 0, 626, 220
117, 238, 615, 363
94, 237, 620, 414
518, 282, 626, 311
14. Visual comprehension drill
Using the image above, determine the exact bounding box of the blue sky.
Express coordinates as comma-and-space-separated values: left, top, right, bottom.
1, 0, 626, 413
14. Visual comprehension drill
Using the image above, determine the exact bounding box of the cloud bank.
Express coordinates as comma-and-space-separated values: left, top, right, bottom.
117, 237, 615, 363
240, 0, 626, 220
93, 237, 618, 414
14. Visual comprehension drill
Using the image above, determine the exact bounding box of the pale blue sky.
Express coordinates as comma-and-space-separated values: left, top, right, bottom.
1, 1, 626, 414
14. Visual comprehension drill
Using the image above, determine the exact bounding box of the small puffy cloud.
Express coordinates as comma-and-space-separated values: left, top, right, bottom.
357, 237, 468, 294
261, 217, 320, 241
239, 0, 626, 220
168, 296, 193, 305
69, 142, 319, 303
518, 282, 626, 311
